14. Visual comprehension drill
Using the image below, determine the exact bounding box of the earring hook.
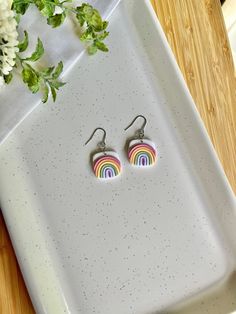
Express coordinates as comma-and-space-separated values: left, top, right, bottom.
84, 127, 107, 150
124, 115, 147, 139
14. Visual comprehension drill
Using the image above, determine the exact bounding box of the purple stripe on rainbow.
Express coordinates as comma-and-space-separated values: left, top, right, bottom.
128, 142, 156, 166
93, 155, 121, 179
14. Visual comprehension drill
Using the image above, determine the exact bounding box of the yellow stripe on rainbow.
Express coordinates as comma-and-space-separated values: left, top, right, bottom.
128, 142, 156, 166
94, 155, 121, 179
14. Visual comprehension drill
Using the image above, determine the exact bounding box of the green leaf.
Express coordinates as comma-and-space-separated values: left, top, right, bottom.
76, 3, 109, 55
40, 66, 55, 77
87, 44, 97, 55
76, 3, 92, 16
18, 31, 29, 53
97, 31, 109, 41
12, 0, 31, 15
25, 38, 44, 62
52, 61, 63, 79
22, 68, 33, 82
3, 73, 13, 84
29, 82, 40, 93
80, 29, 94, 42
90, 10, 103, 31
22, 68, 39, 93
50, 86, 57, 102
34, 0, 54, 16
34, 0, 44, 10
95, 41, 108, 52
50, 80, 66, 89
102, 21, 109, 30
47, 13, 66, 28
40, 3, 55, 17
76, 13, 85, 27
76, 4, 102, 29
82, 4, 93, 16
42, 84, 49, 103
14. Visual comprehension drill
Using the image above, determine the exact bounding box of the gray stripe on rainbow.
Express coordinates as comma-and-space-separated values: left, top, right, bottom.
128, 142, 156, 166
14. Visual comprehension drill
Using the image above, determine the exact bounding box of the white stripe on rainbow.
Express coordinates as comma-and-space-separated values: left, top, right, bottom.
128, 140, 156, 167
93, 152, 121, 179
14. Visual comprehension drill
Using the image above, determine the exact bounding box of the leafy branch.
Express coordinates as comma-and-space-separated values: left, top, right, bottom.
12, 1, 109, 55
10, 31, 65, 102
6, 1, 109, 102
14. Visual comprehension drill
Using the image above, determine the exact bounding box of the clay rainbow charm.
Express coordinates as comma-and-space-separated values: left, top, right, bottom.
93, 152, 121, 179
128, 140, 157, 167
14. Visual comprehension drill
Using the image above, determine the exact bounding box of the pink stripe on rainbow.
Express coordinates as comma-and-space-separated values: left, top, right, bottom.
128, 142, 156, 166
93, 155, 121, 179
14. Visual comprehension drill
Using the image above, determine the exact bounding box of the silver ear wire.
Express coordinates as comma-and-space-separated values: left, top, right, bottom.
85, 127, 107, 151
124, 115, 147, 139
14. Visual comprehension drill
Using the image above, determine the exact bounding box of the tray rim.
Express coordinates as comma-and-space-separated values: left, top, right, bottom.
0, 0, 236, 313
144, 0, 235, 199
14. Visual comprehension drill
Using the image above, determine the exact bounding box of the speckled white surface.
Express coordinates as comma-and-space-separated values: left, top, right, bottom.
0, 1, 236, 314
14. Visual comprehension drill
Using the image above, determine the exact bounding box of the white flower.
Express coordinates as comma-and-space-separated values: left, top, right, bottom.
0, 0, 19, 82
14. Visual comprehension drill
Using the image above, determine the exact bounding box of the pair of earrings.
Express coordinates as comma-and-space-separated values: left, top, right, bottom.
85, 115, 157, 179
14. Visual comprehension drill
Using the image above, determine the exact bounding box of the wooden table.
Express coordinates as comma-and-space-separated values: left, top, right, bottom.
0, 0, 235, 312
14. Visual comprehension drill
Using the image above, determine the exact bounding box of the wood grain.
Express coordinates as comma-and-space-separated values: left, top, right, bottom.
152, 0, 236, 193
0, 0, 235, 312
0, 214, 34, 313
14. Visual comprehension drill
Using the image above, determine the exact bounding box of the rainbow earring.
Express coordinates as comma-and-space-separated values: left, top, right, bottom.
124, 115, 157, 167
85, 127, 121, 179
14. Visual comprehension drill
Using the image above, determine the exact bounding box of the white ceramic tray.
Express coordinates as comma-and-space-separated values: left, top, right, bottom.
0, 1, 236, 313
